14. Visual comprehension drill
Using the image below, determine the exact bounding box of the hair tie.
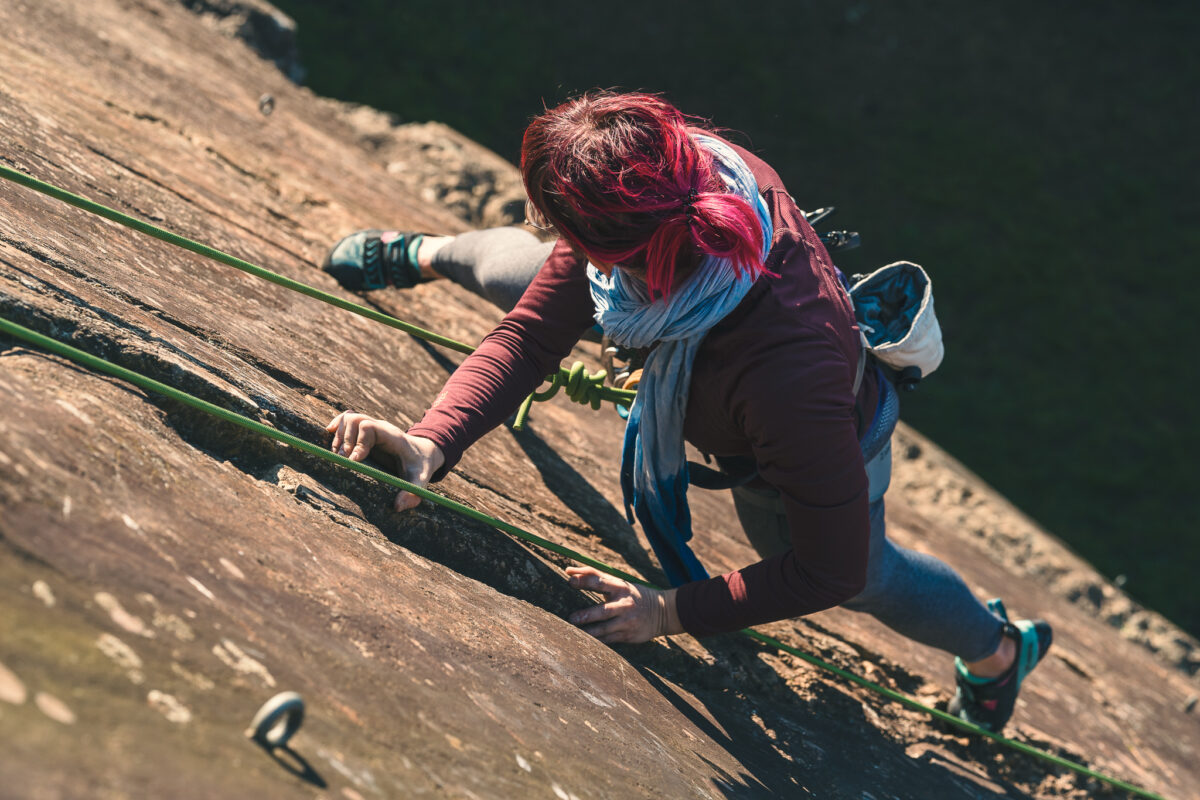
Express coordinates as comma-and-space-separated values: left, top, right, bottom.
683, 188, 699, 218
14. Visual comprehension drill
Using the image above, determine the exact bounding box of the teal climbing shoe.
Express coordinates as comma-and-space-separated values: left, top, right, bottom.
323, 230, 425, 291
949, 599, 1053, 732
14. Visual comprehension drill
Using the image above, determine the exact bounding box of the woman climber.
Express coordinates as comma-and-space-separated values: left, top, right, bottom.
322, 91, 1051, 733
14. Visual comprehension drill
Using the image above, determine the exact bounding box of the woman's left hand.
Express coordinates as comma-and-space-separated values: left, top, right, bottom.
566, 567, 683, 644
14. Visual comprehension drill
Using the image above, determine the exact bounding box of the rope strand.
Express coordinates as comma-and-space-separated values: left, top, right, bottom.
0, 315, 1168, 800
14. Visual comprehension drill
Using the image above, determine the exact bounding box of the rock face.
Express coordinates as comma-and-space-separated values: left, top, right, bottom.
334, 107, 531, 231
0, 2, 1196, 799
181, 0, 306, 82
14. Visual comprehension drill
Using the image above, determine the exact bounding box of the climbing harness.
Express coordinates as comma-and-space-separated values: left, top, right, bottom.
0, 164, 632, 427
0, 317, 1169, 800
0, 165, 1171, 800
245, 691, 306, 749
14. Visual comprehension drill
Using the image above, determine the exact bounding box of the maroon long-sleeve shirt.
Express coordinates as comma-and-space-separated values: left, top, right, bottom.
409, 137, 879, 637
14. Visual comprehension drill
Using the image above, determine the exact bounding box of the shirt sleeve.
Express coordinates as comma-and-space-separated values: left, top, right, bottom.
407, 238, 596, 479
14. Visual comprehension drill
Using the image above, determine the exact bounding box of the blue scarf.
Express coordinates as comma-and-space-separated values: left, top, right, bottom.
588, 135, 773, 585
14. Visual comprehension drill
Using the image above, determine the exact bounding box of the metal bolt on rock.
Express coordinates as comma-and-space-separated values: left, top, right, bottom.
245, 691, 305, 749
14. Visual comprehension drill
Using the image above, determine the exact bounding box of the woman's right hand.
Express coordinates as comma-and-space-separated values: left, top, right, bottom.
326, 411, 445, 511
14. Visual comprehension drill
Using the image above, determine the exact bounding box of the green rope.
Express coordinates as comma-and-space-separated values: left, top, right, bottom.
513, 360, 610, 430
0, 315, 1169, 800
0, 163, 636, 422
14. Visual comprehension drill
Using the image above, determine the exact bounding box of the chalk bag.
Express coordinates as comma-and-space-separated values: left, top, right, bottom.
849, 261, 944, 383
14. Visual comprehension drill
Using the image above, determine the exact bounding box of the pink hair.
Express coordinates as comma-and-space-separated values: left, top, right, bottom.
521, 91, 766, 299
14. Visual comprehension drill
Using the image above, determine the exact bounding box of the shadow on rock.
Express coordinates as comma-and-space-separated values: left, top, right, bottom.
510, 424, 668, 586
617, 631, 1040, 799
260, 744, 327, 789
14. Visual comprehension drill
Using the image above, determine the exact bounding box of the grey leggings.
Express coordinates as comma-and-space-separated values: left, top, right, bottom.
432, 227, 554, 313
433, 227, 1004, 661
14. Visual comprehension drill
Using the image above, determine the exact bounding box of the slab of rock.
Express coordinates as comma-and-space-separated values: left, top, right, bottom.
182, 0, 305, 82
1, 1, 1196, 799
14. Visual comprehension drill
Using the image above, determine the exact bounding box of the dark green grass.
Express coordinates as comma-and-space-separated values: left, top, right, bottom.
272, 0, 1200, 636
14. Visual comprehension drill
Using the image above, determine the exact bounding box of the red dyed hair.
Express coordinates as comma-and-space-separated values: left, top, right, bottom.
521, 91, 766, 298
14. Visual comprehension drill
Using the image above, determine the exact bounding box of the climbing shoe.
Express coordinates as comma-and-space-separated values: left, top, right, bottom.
949, 599, 1053, 732
323, 230, 425, 291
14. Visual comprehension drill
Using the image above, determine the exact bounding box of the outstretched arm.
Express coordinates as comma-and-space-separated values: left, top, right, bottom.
407, 238, 596, 480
